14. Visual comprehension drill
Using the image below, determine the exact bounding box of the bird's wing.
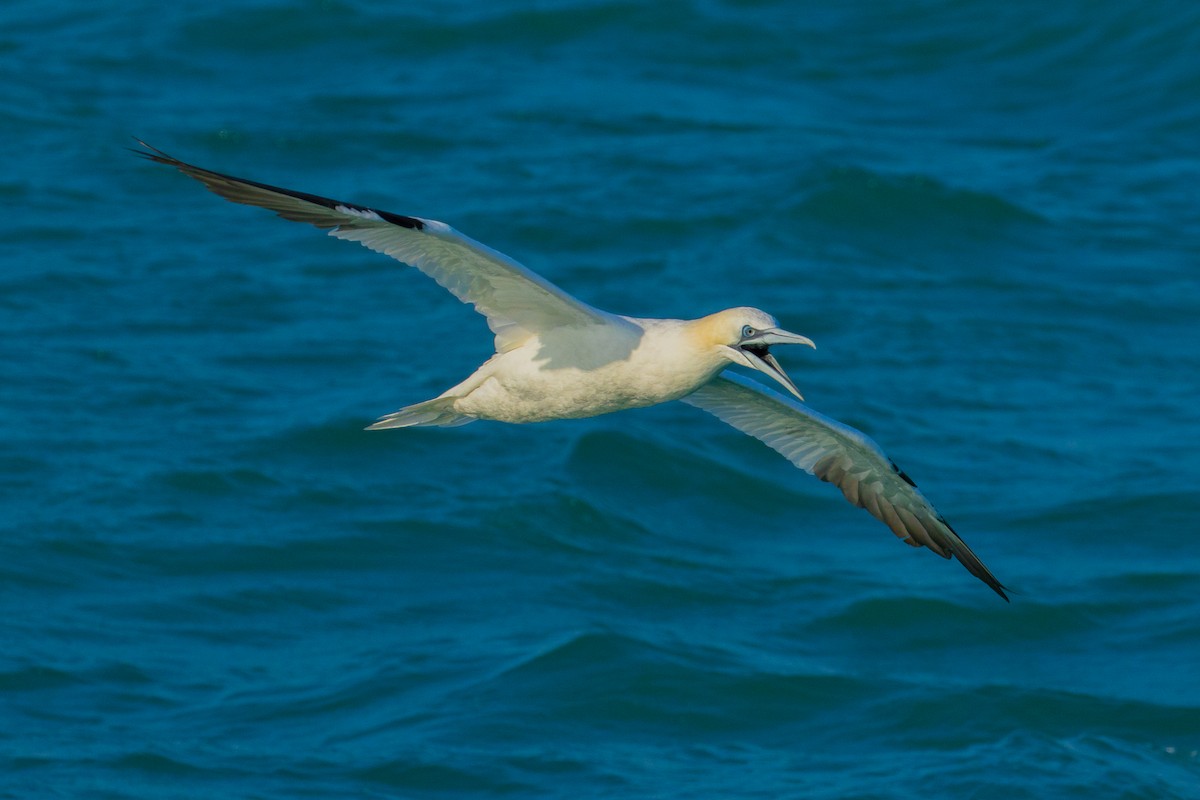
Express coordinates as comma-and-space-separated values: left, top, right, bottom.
134, 142, 614, 352
683, 372, 1007, 600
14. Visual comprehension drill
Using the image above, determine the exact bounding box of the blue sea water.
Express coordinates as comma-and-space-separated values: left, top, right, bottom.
3, 0, 1199, 796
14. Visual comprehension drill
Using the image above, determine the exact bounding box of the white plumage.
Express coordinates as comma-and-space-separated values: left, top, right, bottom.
136, 141, 1006, 600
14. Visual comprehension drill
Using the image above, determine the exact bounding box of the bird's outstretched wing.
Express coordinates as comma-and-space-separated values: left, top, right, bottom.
133, 141, 614, 352
683, 372, 1007, 600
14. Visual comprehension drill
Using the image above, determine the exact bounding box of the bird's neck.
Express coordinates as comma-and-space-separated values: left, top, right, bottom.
681, 312, 733, 353
653, 315, 736, 377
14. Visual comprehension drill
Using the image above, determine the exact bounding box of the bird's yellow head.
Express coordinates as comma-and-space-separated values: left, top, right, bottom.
695, 307, 815, 401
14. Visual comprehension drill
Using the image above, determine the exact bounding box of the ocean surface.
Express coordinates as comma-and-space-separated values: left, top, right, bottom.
3, 1, 1199, 797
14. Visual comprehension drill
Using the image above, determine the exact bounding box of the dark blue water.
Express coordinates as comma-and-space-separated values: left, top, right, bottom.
3, 1, 1199, 797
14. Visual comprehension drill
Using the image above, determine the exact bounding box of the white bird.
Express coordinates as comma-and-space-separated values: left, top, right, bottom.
135, 141, 1007, 600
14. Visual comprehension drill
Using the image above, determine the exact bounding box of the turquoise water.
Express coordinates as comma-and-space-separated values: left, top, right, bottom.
4, 1, 1199, 796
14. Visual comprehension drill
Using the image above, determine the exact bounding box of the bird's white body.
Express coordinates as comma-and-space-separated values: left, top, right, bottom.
137, 141, 1008, 600
435, 317, 727, 423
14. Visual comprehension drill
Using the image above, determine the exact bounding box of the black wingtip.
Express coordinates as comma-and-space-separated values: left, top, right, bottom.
956, 551, 1009, 602
129, 139, 427, 232
129, 137, 174, 162
939, 516, 1009, 601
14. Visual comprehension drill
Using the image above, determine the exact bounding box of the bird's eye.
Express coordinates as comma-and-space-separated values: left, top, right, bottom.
741, 325, 755, 338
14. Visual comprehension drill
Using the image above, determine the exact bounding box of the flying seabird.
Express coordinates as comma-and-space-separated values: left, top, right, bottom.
134, 141, 1007, 600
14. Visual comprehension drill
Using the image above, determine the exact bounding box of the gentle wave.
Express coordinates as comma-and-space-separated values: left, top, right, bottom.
784, 164, 1046, 233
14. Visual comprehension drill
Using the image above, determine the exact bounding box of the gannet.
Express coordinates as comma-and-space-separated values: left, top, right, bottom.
135, 141, 1007, 600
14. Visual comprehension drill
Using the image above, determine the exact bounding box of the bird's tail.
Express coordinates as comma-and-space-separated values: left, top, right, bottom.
365, 396, 476, 429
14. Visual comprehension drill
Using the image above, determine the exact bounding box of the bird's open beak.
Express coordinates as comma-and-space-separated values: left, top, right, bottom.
732, 328, 815, 401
